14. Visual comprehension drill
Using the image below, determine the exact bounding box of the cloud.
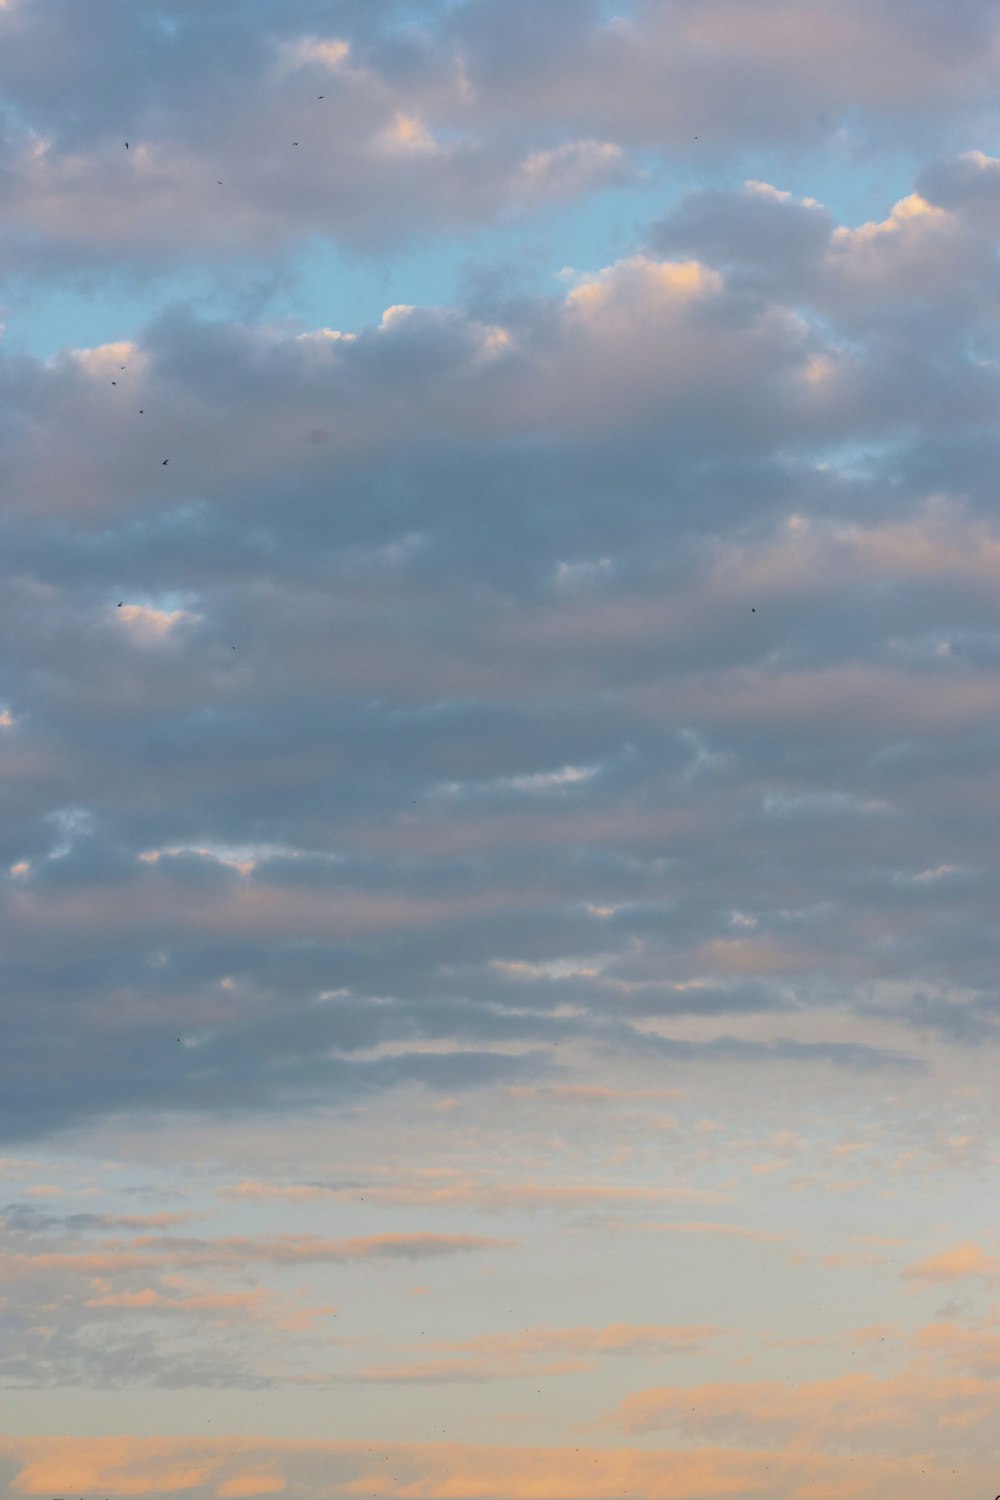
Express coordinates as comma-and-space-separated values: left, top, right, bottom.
635, 1220, 785, 1242
517, 140, 634, 202
353, 1322, 727, 1382
0, 0, 997, 281
1, 4, 1000, 1481
218, 1176, 712, 1214
4, 1229, 515, 1274
612, 1367, 1000, 1454
441, 1321, 726, 1357
0, 1433, 982, 1500
0, 1215, 515, 1389
0, 6, 644, 272
0, 87, 997, 1186
912, 1314, 1000, 1377
902, 1240, 1000, 1285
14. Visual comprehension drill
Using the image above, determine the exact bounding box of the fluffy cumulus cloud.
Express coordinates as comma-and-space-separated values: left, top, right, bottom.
4, 191, 1000, 1137
3, 0, 1000, 1492
0, 0, 998, 270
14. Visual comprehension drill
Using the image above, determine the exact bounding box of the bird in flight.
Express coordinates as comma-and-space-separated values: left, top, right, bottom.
124, 141, 129, 149
117, 602, 123, 607
162, 458, 169, 465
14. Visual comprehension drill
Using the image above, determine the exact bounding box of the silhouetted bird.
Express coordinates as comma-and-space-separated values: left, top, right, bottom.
124, 141, 128, 149
118, 602, 123, 607
162, 458, 168, 465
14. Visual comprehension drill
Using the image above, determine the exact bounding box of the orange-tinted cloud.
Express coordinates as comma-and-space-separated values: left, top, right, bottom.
0, 1434, 986, 1500
902, 1240, 1000, 1284
350, 1322, 725, 1384
219, 1176, 723, 1213
635, 1220, 785, 1242
2, 1229, 516, 1278
443, 1323, 724, 1357
613, 1368, 1000, 1452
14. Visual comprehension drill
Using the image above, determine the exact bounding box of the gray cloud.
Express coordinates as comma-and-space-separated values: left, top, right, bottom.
0, 1209, 515, 1387
0, 0, 998, 281
3, 7, 1000, 1148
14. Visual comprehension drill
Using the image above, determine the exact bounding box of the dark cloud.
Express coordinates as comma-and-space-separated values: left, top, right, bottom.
644, 184, 835, 296
2, 7, 1000, 1149
866, 989, 1000, 1046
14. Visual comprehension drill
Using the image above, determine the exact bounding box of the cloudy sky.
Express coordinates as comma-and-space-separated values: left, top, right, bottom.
2, 1, 1000, 1495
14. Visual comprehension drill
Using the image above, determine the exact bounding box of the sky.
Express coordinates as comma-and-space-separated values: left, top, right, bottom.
2, 1, 1000, 1496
